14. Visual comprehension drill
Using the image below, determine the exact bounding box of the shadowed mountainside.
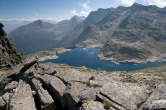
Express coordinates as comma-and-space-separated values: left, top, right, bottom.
0, 22, 22, 68
9, 16, 85, 54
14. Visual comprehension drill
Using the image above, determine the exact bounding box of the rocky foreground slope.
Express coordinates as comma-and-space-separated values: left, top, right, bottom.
0, 59, 166, 110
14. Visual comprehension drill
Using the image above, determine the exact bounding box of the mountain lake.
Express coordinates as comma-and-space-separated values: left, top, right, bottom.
41, 47, 166, 71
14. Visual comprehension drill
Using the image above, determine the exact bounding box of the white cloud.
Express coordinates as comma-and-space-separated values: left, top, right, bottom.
83, 3, 88, 9
72, 0, 92, 17
144, 0, 166, 8
118, 0, 135, 6
72, 10, 79, 16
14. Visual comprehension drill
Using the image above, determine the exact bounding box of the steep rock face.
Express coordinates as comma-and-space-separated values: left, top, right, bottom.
101, 4, 166, 62
59, 8, 113, 48
0, 23, 22, 68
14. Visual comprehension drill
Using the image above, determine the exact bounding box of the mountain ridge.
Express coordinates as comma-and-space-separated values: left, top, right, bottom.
9, 16, 84, 54
8, 3, 166, 63
59, 3, 166, 63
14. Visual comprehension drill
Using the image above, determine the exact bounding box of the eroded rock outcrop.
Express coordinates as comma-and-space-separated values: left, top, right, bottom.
141, 83, 166, 109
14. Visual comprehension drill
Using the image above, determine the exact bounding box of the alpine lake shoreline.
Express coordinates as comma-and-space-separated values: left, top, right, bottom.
27, 47, 166, 72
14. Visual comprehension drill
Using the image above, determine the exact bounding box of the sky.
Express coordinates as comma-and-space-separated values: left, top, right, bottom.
0, 0, 166, 21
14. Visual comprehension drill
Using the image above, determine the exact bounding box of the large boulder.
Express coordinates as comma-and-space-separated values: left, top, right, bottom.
36, 74, 66, 109
31, 78, 55, 110
141, 83, 166, 109
97, 80, 148, 110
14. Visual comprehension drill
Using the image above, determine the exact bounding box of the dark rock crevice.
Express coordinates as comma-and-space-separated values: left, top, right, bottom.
54, 75, 70, 86
0, 97, 7, 110
99, 92, 126, 109
96, 95, 120, 110
36, 77, 65, 110
62, 93, 79, 110
22, 77, 42, 110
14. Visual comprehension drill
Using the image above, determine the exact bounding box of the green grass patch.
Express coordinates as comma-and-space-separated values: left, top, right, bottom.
103, 101, 113, 109
89, 76, 95, 80
121, 77, 137, 83
0, 67, 8, 71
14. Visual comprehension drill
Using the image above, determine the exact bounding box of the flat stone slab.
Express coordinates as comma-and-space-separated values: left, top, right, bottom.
8, 80, 36, 110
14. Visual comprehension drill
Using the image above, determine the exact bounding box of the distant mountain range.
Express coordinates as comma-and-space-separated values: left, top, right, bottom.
0, 19, 57, 33
9, 16, 85, 54
9, 3, 166, 62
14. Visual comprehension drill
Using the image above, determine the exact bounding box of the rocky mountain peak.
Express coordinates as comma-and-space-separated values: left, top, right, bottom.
0, 22, 6, 37
32, 20, 45, 28
0, 23, 22, 68
130, 3, 147, 11
132, 3, 144, 7
71, 16, 85, 21
34, 20, 42, 24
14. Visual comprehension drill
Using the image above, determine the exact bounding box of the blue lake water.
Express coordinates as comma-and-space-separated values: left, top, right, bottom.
41, 48, 166, 72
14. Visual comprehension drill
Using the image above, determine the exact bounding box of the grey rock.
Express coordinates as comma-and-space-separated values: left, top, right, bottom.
63, 82, 98, 110
1, 61, 166, 110
98, 80, 148, 110
0, 96, 6, 109
82, 101, 105, 110
1, 92, 11, 104
31, 78, 55, 110
4, 81, 18, 92
37, 74, 66, 109
8, 80, 36, 110
38, 74, 66, 96
141, 83, 166, 109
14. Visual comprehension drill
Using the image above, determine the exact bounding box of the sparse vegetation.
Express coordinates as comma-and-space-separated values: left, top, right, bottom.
0, 67, 8, 71
89, 76, 95, 80
137, 100, 146, 108
80, 81, 102, 88
103, 100, 113, 109
121, 77, 137, 83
